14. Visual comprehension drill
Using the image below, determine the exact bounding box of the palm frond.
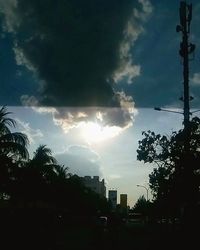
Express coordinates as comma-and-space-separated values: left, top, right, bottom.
0, 141, 29, 159
0, 107, 29, 160
32, 145, 57, 165
54, 165, 70, 179
0, 106, 16, 128
0, 123, 11, 136
0, 132, 29, 146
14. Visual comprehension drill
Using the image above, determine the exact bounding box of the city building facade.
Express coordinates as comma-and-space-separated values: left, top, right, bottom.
120, 194, 127, 208
81, 176, 106, 197
108, 190, 117, 209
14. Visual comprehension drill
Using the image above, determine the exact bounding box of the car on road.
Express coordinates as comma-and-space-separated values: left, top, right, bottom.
127, 213, 145, 224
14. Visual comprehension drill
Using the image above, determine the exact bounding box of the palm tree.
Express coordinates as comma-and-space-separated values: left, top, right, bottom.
30, 145, 70, 182
0, 106, 29, 199
54, 165, 71, 180
25, 145, 70, 206
29, 145, 59, 182
32, 145, 56, 165
0, 106, 29, 160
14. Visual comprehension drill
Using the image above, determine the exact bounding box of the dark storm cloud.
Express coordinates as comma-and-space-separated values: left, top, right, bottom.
1, 0, 136, 107
0, 0, 154, 133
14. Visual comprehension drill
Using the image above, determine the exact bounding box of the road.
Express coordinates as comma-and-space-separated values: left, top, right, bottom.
55, 221, 188, 250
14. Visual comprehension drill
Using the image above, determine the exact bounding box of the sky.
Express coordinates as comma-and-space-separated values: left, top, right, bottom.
0, 0, 200, 206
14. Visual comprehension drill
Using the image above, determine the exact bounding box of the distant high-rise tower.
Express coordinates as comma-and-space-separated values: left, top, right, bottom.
81, 176, 106, 197
108, 190, 117, 209
120, 194, 127, 208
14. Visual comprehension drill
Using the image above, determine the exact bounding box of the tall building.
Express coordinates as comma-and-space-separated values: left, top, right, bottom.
108, 190, 117, 209
120, 194, 127, 209
81, 176, 106, 197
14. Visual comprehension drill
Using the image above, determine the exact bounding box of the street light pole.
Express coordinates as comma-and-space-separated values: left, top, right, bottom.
154, 107, 200, 116
154, 107, 183, 115
137, 185, 149, 201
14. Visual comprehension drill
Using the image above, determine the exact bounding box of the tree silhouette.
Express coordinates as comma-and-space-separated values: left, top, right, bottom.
133, 195, 152, 219
18, 145, 63, 204
0, 107, 113, 249
137, 117, 200, 222
0, 106, 29, 160
54, 164, 71, 180
0, 106, 29, 200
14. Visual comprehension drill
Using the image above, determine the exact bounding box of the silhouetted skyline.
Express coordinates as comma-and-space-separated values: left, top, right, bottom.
0, 0, 200, 206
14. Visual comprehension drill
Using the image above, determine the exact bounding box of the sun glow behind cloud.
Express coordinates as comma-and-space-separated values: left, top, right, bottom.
29, 105, 137, 146
79, 121, 123, 144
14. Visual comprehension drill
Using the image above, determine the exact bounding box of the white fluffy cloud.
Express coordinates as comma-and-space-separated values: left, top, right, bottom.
15, 118, 43, 144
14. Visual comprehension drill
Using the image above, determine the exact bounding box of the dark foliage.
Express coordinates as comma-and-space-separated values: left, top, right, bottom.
0, 107, 111, 249
137, 117, 200, 222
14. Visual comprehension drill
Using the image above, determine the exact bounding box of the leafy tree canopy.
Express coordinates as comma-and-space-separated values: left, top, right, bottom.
137, 117, 200, 216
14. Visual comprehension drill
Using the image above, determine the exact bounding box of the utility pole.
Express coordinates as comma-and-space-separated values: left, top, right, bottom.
155, 2, 197, 224
176, 1, 195, 129
176, 1, 196, 222
176, 1, 196, 156
156, 2, 196, 125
